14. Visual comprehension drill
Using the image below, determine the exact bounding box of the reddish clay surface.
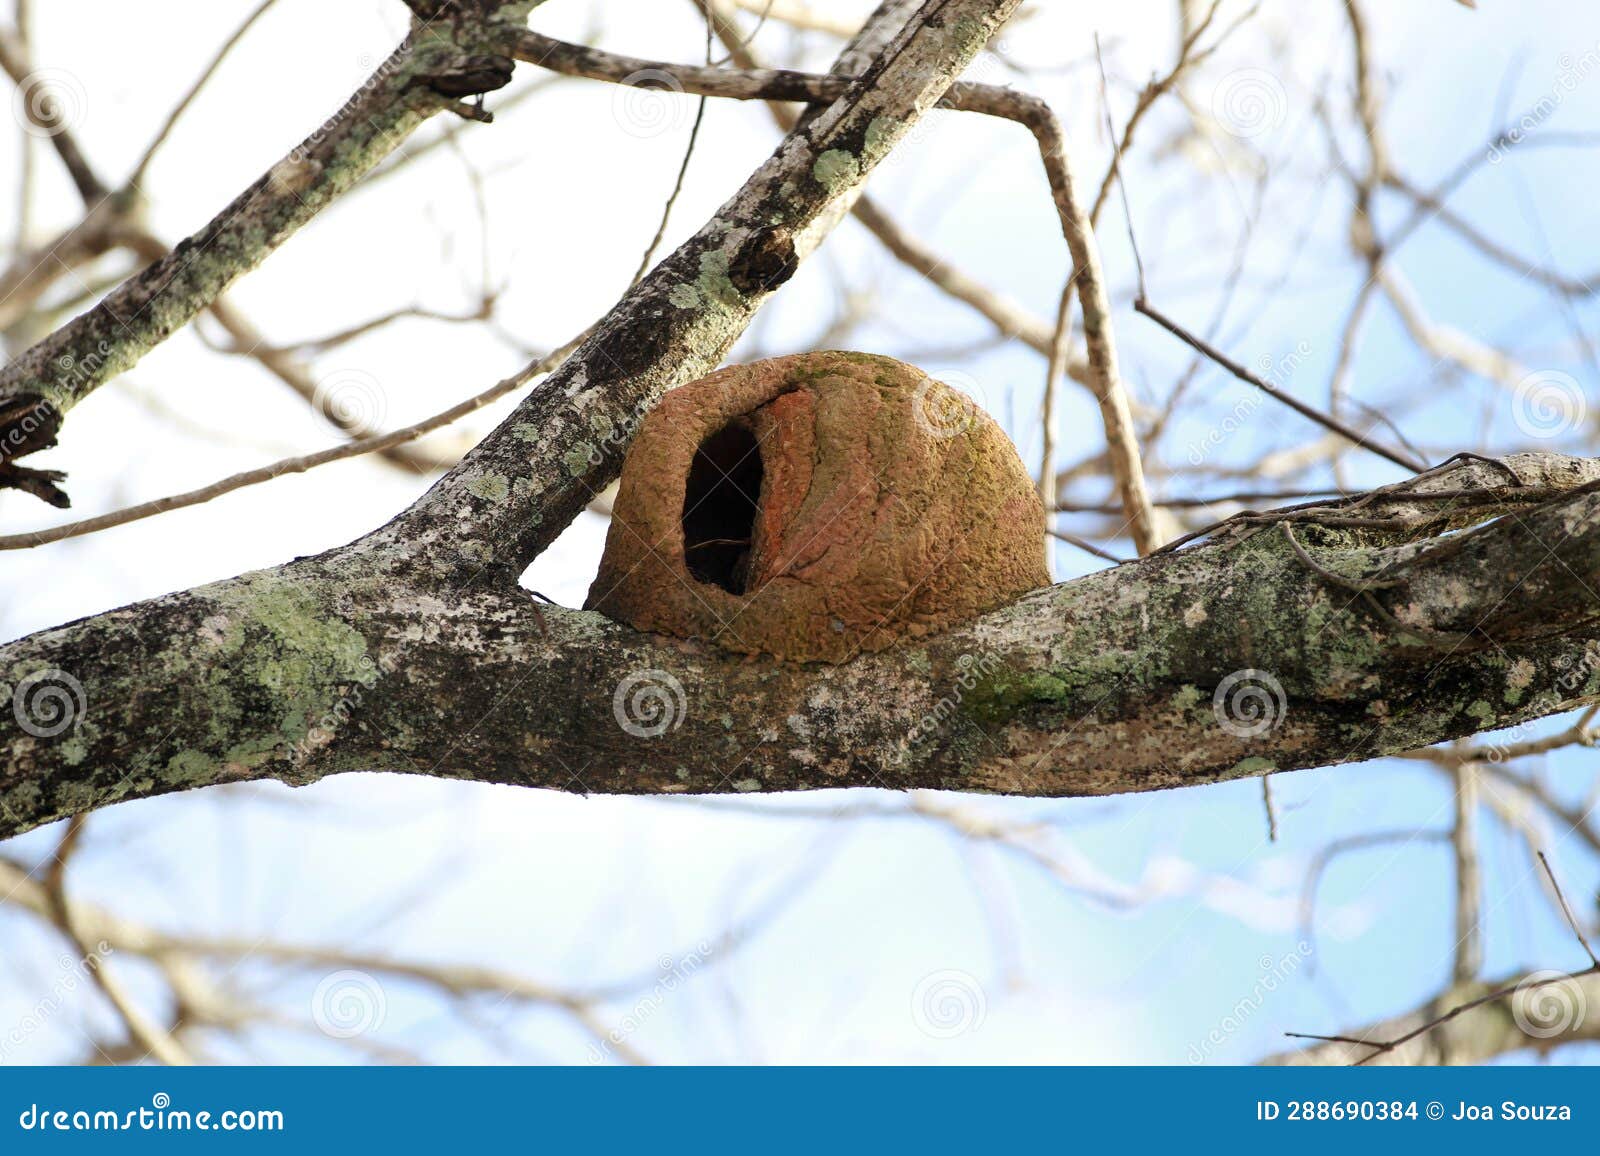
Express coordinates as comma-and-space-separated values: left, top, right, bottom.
585, 351, 1049, 663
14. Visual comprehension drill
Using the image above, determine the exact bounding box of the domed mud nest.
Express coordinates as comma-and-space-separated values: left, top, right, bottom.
585, 351, 1049, 663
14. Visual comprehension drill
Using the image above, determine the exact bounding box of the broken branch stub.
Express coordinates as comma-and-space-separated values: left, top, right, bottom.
585, 352, 1050, 662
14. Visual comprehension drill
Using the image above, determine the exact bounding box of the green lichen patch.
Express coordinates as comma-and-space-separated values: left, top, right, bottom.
964, 670, 1072, 728
166, 749, 217, 785
812, 149, 860, 193
1226, 756, 1277, 779
467, 474, 511, 503
862, 117, 900, 164
1504, 657, 1537, 705
139, 572, 384, 781
1170, 684, 1204, 714
695, 250, 740, 308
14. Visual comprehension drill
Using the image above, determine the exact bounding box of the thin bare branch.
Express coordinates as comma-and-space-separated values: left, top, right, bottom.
1134, 297, 1427, 473
0, 334, 584, 550
124, 0, 283, 190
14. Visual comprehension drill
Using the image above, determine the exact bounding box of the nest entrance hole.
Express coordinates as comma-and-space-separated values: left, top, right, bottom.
683, 421, 763, 594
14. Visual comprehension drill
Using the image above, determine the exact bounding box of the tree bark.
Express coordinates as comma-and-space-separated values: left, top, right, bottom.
6, 452, 1600, 840
2, 0, 1036, 836
385, 0, 1025, 577
4, 3, 1598, 853
0, 1, 540, 501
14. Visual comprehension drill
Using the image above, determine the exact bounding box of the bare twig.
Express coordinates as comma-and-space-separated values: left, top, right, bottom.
0, 25, 107, 202
1046, 526, 1125, 564
124, 0, 283, 190
1134, 297, 1427, 473
41, 820, 194, 1065
1538, 850, 1599, 967
1037, 282, 1071, 512
547, 14, 1099, 382
0, 334, 585, 550
1288, 852, 1600, 1064
627, 8, 713, 286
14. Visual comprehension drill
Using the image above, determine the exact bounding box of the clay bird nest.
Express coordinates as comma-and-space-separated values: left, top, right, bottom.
586, 351, 1049, 663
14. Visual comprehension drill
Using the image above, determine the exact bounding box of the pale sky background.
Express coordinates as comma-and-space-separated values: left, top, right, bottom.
2, 0, 1599, 1063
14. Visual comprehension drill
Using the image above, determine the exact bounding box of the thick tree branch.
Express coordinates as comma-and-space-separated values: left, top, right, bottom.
0, 334, 583, 550
5, 452, 1600, 840
5, 6, 1597, 886
384, 0, 1025, 576
529, 18, 1113, 384
0, 3, 536, 500
697, 0, 1091, 385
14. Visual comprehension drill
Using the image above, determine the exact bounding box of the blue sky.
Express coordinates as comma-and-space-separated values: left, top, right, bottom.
1, 0, 1598, 1064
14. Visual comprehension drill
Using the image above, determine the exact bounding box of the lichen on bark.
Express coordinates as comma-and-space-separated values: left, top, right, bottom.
0, 1, 543, 502
6, 5, 1599, 848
